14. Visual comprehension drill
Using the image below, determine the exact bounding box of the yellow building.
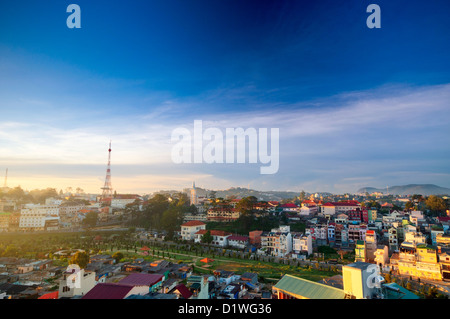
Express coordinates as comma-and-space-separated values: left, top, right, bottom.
397, 243, 442, 281
436, 233, 450, 248
355, 240, 366, 262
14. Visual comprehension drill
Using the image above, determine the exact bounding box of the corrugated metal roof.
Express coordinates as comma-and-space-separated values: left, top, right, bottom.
273, 274, 346, 299
82, 283, 134, 299
383, 283, 420, 299
118, 273, 163, 286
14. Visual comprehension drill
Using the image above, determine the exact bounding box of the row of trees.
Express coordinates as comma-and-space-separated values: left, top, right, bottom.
0, 186, 59, 205
126, 193, 196, 239
404, 195, 448, 215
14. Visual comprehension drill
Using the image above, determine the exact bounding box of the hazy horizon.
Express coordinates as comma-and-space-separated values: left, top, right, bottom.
1, 1, 449, 195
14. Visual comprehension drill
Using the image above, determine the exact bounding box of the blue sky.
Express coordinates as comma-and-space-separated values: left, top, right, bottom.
0, 0, 449, 194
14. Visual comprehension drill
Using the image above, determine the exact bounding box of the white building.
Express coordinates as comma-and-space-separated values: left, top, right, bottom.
404, 231, 426, 246
58, 268, 97, 298
194, 229, 231, 247
180, 220, 206, 241
261, 226, 292, 257
110, 198, 136, 209
299, 205, 318, 216
292, 233, 312, 256
227, 235, 249, 249
19, 204, 60, 231
321, 202, 361, 216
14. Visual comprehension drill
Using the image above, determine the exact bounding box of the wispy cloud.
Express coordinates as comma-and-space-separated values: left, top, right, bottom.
1, 78, 449, 193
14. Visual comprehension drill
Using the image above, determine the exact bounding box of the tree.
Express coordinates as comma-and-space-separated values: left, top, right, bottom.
425, 195, 447, 214
161, 206, 183, 238
112, 251, 124, 263
298, 191, 306, 202
70, 251, 90, 269
405, 201, 415, 211
201, 230, 213, 244
236, 196, 257, 215
82, 211, 98, 228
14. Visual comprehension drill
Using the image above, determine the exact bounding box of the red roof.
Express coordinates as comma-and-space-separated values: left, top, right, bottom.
181, 220, 206, 227
323, 202, 360, 207
228, 235, 249, 242
82, 283, 134, 299
175, 284, 193, 299
196, 229, 231, 237
114, 194, 140, 199
118, 273, 163, 287
38, 291, 59, 299
280, 203, 298, 208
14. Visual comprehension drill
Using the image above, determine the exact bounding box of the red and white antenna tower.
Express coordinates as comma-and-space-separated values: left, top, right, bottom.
101, 141, 113, 202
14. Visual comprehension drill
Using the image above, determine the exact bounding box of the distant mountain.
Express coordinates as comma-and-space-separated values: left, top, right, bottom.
181, 187, 333, 201
357, 184, 450, 196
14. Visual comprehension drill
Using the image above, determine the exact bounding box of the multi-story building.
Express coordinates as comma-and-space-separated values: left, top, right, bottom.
180, 220, 206, 241
207, 206, 240, 222
348, 224, 367, 245
19, 204, 60, 231
367, 209, 377, 223
279, 203, 299, 213
227, 235, 249, 249
388, 227, 399, 253
327, 224, 335, 246
436, 233, 450, 248
355, 240, 366, 262
261, 226, 292, 257
404, 231, 426, 246
321, 201, 361, 216
0, 212, 11, 232
334, 224, 348, 247
0, 200, 16, 212
292, 233, 312, 256
374, 245, 389, 268
249, 230, 263, 247
439, 249, 450, 281
306, 225, 325, 246
334, 214, 349, 225
430, 226, 445, 246
110, 194, 140, 209
194, 229, 231, 247
183, 212, 207, 223
8, 212, 20, 232
365, 230, 377, 262
59, 204, 85, 228
58, 268, 97, 298
354, 230, 377, 263
397, 242, 442, 281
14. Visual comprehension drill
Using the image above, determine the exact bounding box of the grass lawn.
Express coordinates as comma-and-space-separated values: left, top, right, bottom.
196, 259, 337, 282
106, 247, 339, 283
